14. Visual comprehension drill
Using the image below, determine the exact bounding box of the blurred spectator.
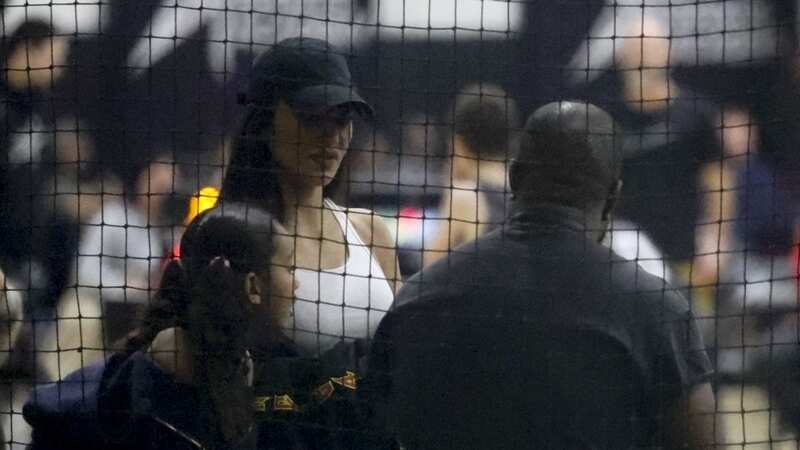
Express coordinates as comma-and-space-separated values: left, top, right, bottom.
693, 106, 794, 287
36, 156, 175, 380
0, 269, 23, 450
1, 22, 68, 95
0, 271, 23, 371
423, 83, 517, 267
708, 251, 798, 376
0, 30, 89, 444
0, 20, 76, 313
690, 105, 797, 387
77, 157, 174, 303
576, 17, 717, 262
48, 116, 103, 224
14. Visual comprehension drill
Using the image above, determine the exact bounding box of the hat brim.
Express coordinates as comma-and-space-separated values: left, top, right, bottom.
289, 84, 374, 118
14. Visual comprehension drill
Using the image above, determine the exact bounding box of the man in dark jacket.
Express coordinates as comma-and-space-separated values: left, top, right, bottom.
367, 101, 717, 449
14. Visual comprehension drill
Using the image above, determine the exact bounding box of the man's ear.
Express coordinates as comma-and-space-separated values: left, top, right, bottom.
601, 179, 623, 223
346, 121, 354, 143
244, 272, 262, 305
596, 179, 622, 244
509, 159, 522, 197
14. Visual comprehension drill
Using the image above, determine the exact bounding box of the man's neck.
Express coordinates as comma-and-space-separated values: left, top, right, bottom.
510, 200, 607, 241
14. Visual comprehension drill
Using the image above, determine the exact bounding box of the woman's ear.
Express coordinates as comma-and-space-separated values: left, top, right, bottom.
244, 272, 262, 305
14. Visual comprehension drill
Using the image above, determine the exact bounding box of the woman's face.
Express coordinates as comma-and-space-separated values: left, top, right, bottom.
270, 100, 354, 187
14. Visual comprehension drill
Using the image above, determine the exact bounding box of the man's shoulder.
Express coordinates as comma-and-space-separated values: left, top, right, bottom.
606, 251, 688, 307
394, 231, 514, 309
537, 240, 692, 325
393, 265, 453, 310
596, 253, 698, 342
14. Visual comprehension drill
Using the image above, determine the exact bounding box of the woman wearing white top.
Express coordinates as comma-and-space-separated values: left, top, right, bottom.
221, 37, 400, 357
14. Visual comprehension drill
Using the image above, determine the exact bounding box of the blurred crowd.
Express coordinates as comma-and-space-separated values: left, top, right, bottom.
0, 5, 799, 449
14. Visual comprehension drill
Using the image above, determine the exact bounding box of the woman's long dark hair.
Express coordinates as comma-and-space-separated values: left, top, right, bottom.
221, 104, 285, 219
126, 202, 276, 448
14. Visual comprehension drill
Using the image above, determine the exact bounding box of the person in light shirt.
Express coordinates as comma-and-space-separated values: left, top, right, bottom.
423, 83, 517, 267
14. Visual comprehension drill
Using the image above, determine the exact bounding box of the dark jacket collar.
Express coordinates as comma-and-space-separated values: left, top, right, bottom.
507, 202, 588, 233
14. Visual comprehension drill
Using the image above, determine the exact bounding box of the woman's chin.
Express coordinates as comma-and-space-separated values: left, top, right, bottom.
281, 170, 335, 187
300, 171, 338, 186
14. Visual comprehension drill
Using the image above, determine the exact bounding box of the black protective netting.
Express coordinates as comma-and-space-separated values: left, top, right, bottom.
0, 0, 797, 448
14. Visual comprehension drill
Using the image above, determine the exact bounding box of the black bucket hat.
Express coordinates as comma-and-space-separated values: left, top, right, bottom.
240, 37, 373, 118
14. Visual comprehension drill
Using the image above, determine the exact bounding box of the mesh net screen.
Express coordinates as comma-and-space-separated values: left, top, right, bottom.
0, 0, 797, 448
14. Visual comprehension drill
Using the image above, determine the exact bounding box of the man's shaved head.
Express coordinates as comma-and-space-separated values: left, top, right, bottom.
511, 101, 622, 210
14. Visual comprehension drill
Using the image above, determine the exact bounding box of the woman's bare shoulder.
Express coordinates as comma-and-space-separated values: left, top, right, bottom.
342, 207, 395, 248
341, 206, 401, 288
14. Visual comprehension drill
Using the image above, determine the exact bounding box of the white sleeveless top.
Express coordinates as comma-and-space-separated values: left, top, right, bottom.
288, 199, 395, 356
